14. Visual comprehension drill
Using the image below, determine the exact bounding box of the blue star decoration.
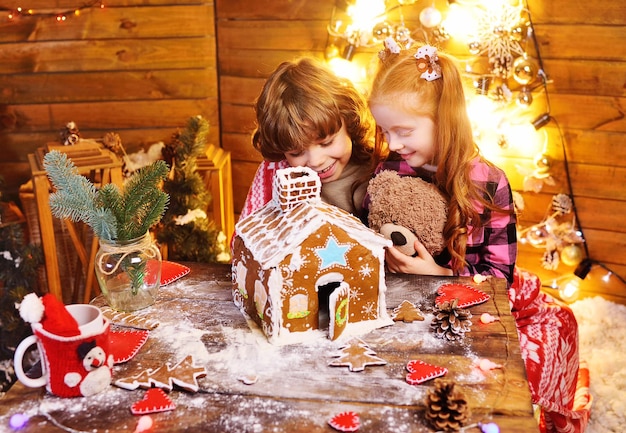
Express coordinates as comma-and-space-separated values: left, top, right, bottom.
315, 236, 351, 270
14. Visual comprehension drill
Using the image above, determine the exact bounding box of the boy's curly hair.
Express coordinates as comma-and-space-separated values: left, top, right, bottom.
252, 57, 383, 170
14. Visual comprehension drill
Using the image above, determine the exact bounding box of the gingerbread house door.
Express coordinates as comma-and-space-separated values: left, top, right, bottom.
328, 282, 350, 340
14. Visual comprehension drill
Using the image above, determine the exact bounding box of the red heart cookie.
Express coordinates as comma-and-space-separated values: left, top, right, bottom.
405, 360, 448, 385
435, 283, 490, 308
131, 388, 176, 415
329, 411, 360, 432
160, 261, 191, 286
109, 329, 149, 364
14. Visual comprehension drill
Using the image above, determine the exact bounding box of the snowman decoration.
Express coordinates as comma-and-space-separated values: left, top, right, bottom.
65, 340, 114, 396
17, 293, 114, 397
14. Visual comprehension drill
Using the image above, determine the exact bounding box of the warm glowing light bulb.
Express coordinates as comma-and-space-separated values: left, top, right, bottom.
442, 3, 478, 42
557, 277, 580, 303
504, 123, 544, 157
327, 58, 367, 91
347, 0, 386, 25
466, 95, 509, 160
346, 0, 385, 46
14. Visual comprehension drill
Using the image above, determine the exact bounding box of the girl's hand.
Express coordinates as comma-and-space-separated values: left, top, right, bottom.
385, 239, 453, 276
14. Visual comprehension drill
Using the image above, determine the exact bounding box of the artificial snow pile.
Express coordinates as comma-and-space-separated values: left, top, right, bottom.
570, 296, 626, 433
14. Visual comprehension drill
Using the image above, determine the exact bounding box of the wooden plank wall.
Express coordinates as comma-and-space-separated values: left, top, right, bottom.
215, 0, 626, 303
0, 0, 219, 197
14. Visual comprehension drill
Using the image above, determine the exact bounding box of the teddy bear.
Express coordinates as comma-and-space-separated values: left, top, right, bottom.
367, 170, 448, 257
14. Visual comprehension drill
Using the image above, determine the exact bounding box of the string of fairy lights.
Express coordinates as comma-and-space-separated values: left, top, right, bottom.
1, 0, 103, 22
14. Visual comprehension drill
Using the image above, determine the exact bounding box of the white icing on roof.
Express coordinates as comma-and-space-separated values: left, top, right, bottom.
236, 167, 391, 269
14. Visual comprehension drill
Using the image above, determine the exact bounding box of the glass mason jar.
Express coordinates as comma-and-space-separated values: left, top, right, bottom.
94, 231, 162, 312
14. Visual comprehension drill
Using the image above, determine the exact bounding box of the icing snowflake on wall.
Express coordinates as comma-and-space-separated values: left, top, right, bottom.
359, 263, 373, 278
472, 2, 525, 77
362, 301, 377, 319
348, 286, 364, 302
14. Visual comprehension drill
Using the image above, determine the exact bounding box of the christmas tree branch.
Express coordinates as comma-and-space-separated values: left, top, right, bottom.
43, 150, 169, 241
44, 150, 117, 240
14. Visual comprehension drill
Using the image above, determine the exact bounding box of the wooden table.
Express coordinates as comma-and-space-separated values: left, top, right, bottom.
1, 263, 538, 432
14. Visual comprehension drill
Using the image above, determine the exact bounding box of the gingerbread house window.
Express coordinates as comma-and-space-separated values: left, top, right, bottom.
288, 293, 310, 319
254, 280, 267, 319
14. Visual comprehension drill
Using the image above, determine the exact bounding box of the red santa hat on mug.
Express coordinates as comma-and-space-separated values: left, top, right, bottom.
17, 293, 81, 337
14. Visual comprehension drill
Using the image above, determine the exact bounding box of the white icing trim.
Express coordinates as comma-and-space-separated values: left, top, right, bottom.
267, 268, 283, 339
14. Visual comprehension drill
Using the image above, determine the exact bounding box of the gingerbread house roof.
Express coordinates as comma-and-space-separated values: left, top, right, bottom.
235, 167, 391, 269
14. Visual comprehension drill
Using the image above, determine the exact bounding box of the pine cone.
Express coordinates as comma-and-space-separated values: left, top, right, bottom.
551, 193, 573, 215
541, 248, 559, 271
424, 379, 470, 432
60, 121, 80, 145
102, 132, 125, 157
431, 298, 472, 341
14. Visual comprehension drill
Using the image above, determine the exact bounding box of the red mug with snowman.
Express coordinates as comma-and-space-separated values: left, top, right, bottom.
13, 293, 114, 398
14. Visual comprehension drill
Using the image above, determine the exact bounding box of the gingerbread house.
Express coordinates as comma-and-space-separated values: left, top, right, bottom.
231, 166, 393, 345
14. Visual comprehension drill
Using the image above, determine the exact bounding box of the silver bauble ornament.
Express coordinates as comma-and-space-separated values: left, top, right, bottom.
534, 154, 553, 172
395, 25, 411, 44
516, 88, 533, 106
419, 6, 442, 28
527, 225, 549, 246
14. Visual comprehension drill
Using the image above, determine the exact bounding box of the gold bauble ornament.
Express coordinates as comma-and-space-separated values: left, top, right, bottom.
560, 245, 584, 267
372, 22, 393, 42
513, 55, 538, 85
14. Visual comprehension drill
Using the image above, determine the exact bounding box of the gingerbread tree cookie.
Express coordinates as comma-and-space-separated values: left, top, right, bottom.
101, 306, 160, 330
391, 300, 424, 322
329, 338, 387, 372
115, 355, 207, 392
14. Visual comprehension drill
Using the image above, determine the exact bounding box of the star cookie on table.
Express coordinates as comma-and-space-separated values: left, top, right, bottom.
329, 411, 360, 432
329, 338, 387, 372
115, 355, 207, 392
131, 388, 176, 415
391, 300, 424, 322
405, 359, 448, 385
435, 283, 490, 308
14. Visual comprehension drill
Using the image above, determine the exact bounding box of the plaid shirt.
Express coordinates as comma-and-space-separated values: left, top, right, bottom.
239, 160, 290, 220
368, 158, 517, 285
